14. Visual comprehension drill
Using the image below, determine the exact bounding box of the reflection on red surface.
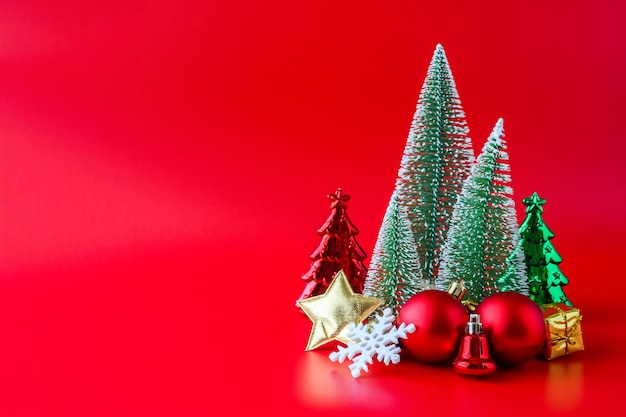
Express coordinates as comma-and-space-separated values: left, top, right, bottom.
295, 351, 396, 410
545, 361, 584, 412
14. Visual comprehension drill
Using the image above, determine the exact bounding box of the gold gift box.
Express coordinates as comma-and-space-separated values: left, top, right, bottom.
542, 304, 584, 360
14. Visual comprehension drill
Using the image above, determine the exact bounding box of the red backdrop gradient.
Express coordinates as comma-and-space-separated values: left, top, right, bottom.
0, 1, 624, 416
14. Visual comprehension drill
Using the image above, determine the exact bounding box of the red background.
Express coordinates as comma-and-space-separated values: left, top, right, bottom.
0, 1, 624, 416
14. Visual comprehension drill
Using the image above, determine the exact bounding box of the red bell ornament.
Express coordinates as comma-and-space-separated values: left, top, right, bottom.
453, 314, 497, 376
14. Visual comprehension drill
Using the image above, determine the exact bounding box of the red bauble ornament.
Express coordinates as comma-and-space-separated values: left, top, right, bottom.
397, 290, 469, 364
476, 292, 546, 367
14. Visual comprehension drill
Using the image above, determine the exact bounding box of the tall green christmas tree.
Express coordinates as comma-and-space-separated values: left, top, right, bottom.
436, 118, 527, 302
395, 44, 475, 288
363, 192, 422, 316
519, 192, 573, 306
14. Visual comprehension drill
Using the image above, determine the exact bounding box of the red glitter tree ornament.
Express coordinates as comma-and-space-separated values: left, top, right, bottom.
296, 189, 368, 306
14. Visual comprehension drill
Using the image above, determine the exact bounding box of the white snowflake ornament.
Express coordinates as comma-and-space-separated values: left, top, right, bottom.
329, 308, 416, 378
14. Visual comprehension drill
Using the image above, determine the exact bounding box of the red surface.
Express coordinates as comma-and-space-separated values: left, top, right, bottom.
0, 1, 624, 416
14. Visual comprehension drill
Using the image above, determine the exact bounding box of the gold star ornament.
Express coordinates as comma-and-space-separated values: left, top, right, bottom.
297, 270, 382, 351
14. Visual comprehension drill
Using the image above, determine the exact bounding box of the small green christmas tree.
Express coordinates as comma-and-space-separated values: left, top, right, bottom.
436, 118, 527, 302
363, 192, 422, 315
395, 44, 475, 289
519, 192, 573, 306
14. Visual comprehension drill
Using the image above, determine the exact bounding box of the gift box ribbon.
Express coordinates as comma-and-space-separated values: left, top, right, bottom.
549, 306, 583, 357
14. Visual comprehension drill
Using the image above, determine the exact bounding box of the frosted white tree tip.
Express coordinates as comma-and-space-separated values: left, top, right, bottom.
328, 308, 416, 378
486, 118, 505, 147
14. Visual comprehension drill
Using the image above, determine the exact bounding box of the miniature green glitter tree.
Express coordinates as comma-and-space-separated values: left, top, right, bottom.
519, 192, 573, 306
436, 118, 527, 302
395, 44, 475, 288
364, 192, 422, 315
